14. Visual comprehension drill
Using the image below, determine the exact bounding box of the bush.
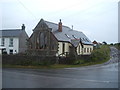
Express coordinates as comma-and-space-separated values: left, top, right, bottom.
73, 59, 86, 65
73, 45, 110, 65
58, 57, 76, 64
114, 43, 120, 50
90, 45, 110, 62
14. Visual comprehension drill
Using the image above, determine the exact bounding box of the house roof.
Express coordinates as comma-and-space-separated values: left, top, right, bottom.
44, 20, 93, 45
93, 40, 98, 44
0, 29, 23, 37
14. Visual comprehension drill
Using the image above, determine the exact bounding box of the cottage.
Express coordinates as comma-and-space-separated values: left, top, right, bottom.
0, 24, 29, 54
28, 19, 93, 56
93, 40, 101, 48
93, 40, 98, 47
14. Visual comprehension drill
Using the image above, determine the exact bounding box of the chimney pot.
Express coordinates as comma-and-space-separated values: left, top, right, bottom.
22, 24, 25, 30
72, 25, 73, 30
60, 19, 61, 22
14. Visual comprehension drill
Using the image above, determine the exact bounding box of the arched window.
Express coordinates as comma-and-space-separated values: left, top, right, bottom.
39, 32, 47, 49
36, 34, 39, 49
39, 32, 44, 49
44, 34, 47, 49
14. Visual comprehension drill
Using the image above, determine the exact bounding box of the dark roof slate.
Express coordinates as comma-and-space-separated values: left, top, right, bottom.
44, 20, 93, 45
0, 29, 23, 37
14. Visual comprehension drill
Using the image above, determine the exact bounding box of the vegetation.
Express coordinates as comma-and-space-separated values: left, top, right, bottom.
102, 41, 107, 45
114, 43, 120, 50
72, 45, 110, 65
3, 45, 111, 69
90, 45, 110, 62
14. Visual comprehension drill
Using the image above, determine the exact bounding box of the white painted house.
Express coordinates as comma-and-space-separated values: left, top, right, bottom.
0, 24, 28, 54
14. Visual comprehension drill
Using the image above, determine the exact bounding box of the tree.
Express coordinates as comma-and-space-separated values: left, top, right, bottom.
102, 41, 107, 45
110, 43, 113, 45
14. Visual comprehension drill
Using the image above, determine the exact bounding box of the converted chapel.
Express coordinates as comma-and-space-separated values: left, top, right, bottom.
27, 19, 93, 56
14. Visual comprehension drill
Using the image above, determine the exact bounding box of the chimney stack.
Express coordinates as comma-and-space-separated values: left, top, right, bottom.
21, 24, 25, 30
58, 19, 62, 32
72, 25, 73, 30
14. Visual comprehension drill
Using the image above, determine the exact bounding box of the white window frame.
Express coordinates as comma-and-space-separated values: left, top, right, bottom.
1, 38, 5, 46
9, 38, 13, 47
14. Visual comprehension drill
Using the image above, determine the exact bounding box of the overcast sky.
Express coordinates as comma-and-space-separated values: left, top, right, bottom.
0, 0, 119, 43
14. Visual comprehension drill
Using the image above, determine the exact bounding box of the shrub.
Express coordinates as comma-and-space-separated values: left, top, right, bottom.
90, 45, 110, 62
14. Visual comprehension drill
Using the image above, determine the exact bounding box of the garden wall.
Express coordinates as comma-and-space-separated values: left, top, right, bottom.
2, 54, 91, 65
2, 55, 57, 66
58, 55, 91, 64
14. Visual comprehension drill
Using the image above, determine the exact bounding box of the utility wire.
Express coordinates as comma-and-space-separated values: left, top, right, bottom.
17, 0, 37, 20
60, 1, 117, 21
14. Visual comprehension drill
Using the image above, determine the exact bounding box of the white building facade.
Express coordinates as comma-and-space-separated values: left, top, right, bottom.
0, 24, 28, 54
0, 37, 19, 54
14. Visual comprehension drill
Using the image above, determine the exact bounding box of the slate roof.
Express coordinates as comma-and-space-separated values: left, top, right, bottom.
44, 20, 93, 45
0, 29, 23, 37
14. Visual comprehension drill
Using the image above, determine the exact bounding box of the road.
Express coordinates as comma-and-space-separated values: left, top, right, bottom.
2, 47, 119, 88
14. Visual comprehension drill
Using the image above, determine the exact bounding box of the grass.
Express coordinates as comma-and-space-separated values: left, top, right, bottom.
3, 58, 109, 69
3, 45, 111, 69
114, 44, 120, 50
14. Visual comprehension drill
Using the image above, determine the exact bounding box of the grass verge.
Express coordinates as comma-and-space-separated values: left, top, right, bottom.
3, 58, 110, 69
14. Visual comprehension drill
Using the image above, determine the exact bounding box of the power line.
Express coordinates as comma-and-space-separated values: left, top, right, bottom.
16, 0, 37, 20
60, 1, 117, 21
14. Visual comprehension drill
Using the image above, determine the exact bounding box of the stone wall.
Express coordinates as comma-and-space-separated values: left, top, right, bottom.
2, 55, 57, 66
2, 55, 91, 65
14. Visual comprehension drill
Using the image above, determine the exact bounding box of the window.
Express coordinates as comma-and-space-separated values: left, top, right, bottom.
72, 35, 77, 39
84, 38, 87, 42
82, 38, 86, 42
9, 38, 13, 47
39, 32, 44, 49
79, 45, 81, 53
39, 32, 47, 49
15, 50, 17, 54
90, 48, 92, 52
36, 35, 39, 49
84, 48, 86, 53
78, 45, 80, 53
65, 34, 70, 39
9, 49, 13, 54
2, 48, 7, 54
86, 38, 89, 42
87, 48, 89, 53
62, 43, 65, 54
83, 38, 85, 41
44, 34, 47, 49
1, 38, 5, 46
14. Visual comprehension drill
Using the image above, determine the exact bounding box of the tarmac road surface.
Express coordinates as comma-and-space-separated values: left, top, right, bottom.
2, 47, 119, 88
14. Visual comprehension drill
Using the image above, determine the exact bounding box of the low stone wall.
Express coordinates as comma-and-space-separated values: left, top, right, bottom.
2, 55, 57, 66
58, 55, 91, 64
2, 54, 91, 65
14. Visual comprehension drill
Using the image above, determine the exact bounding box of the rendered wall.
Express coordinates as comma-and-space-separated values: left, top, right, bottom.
58, 42, 70, 56
0, 37, 19, 54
